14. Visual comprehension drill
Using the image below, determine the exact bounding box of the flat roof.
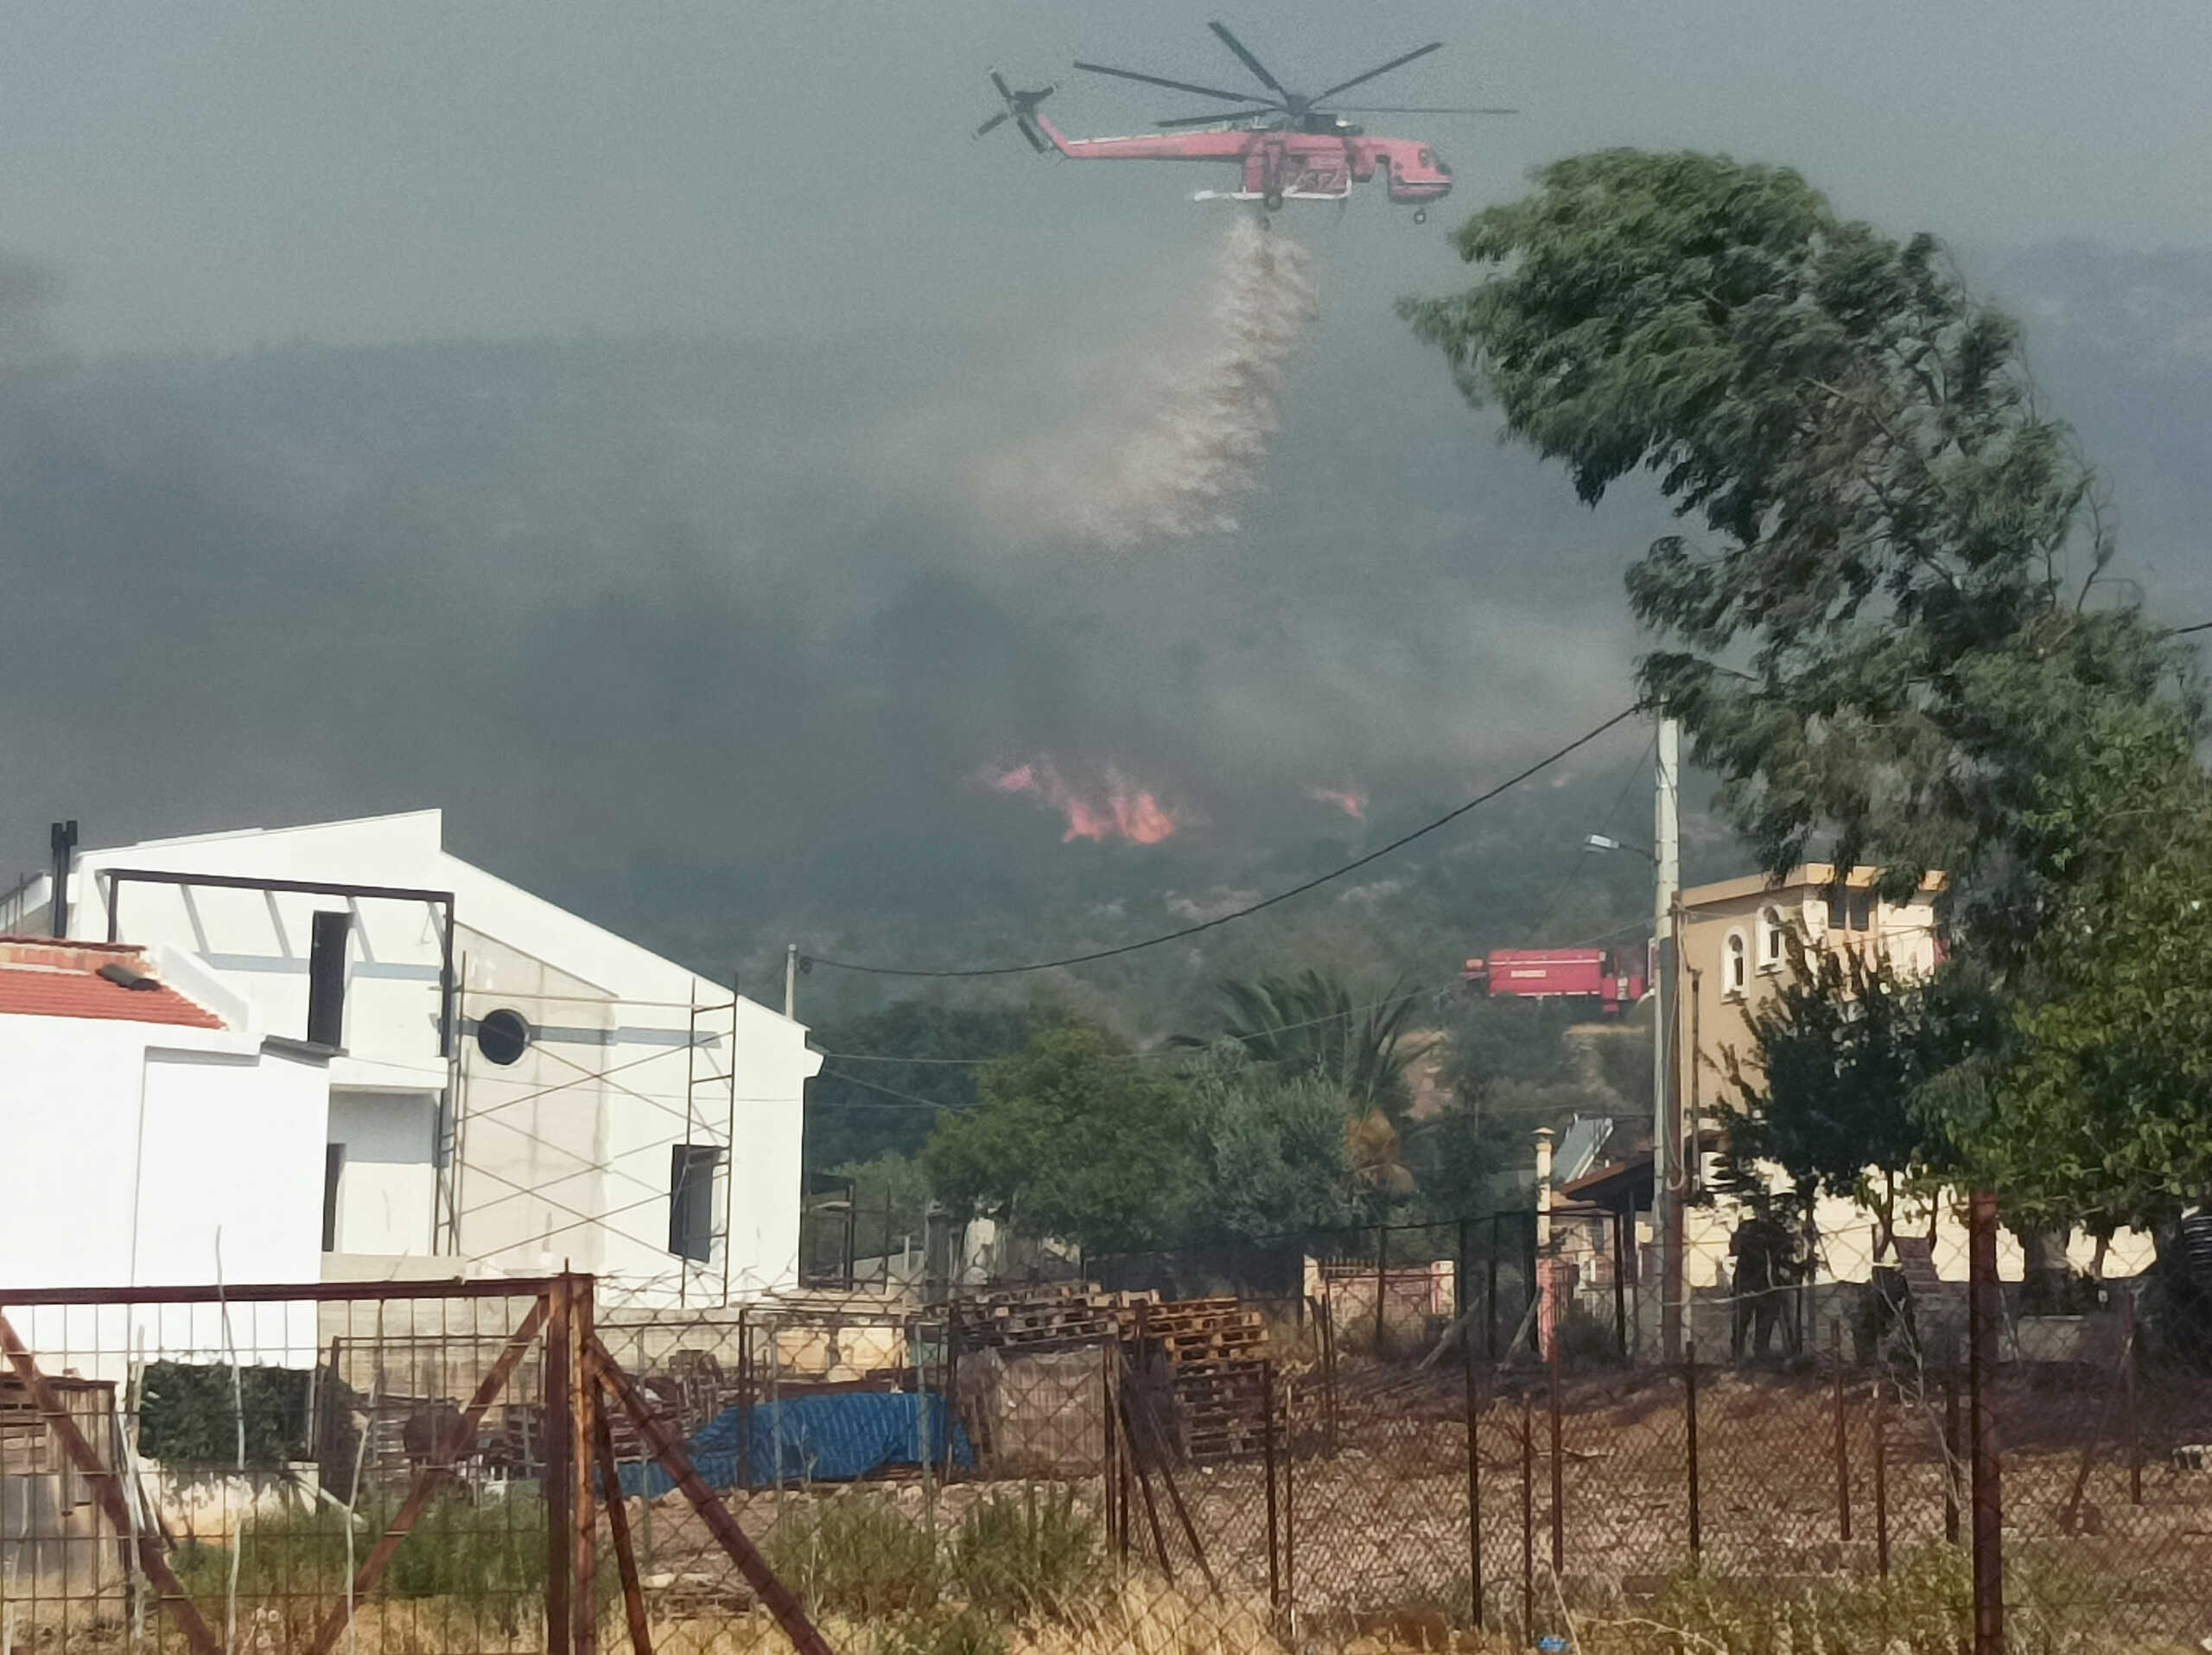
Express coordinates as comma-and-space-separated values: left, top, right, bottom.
1681, 863, 1948, 908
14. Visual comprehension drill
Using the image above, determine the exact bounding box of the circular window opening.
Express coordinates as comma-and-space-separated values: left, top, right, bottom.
475, 1009, 532, 1067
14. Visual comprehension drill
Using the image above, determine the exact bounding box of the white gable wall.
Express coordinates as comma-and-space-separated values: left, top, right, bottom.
53, 812, 818, 1302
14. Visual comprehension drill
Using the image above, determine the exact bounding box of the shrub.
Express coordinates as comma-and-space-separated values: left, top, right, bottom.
950, 1484, 1105, 1622
762, 1494, 939, 1617
139, 1362, 311, 1469
171, 1494, 547, 1609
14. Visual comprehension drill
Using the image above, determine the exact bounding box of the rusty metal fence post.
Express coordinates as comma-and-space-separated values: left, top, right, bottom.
547, 1275, 575, 1647
1685, 1339, 1701, 1562
1520, 1389, 1535, 1638
1263, 1359, 1281, 1619
1833, 1319, 1853, 1544
1548, 1339, 1564, 1578
1872, 1373, 1890, 1578
571, 1274, 599, 1655
1465, 1326, 1483, 1628
1968, 1190, 2005, 1655
1374, 1221, 1390, 1352
1944, 1368, 1962, 1546
2121, 1286, 2142, 1505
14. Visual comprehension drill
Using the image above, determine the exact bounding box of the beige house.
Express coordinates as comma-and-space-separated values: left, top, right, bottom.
1553, 862, 2145, 1361
1674, 863, 1943, 1136
1649, 863, 2145, 1354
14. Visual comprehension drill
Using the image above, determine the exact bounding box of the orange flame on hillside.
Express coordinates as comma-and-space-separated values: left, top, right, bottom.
983, 760, 1180, 845
1306, 786, 1369, 820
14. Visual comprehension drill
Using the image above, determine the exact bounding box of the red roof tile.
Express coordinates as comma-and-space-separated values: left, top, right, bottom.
0, 937, 225, 1030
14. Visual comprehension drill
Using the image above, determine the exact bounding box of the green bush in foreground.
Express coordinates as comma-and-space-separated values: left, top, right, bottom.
173, 1493, 547, 1607
952, 1485, 1107, 1622
764, 1486, 1108, 1631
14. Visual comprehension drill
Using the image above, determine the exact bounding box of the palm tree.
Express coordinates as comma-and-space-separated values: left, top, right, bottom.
1344, 1108, 1416, 1219
1185, 969, 1432, 1117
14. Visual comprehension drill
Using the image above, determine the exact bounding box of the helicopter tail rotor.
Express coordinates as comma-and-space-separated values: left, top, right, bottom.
977, 72, 1057, 151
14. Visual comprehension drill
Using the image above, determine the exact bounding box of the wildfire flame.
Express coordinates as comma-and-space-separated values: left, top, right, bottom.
983, 760, 1180, 845
1306, 786, 1369, 821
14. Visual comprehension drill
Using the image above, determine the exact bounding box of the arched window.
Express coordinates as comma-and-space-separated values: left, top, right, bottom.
1725, 930, 1748, 996
1759, 906, 1786, 971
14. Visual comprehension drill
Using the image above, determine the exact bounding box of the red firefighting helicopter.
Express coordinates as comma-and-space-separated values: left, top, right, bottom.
976, 22, 1512, 224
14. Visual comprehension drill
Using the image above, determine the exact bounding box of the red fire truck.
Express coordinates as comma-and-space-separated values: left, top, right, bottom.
1463, 947, 1647, 1015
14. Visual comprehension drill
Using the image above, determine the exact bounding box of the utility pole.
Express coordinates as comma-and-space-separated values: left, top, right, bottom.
1652, 716, 1683, 1361
784, 944, 798, 1020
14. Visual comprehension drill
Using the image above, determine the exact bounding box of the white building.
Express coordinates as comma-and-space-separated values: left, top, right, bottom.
0, 934, 331, 1363
6, 810, 819, 1304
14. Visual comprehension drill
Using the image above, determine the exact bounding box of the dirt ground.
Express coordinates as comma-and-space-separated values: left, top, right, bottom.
620, 1364, 2212, 1652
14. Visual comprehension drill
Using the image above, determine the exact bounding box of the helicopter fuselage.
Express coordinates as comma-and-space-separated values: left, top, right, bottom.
1030, 111, 1451, 211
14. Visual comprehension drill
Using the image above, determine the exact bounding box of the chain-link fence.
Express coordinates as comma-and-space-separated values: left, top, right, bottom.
6, 1212, 2206, 1655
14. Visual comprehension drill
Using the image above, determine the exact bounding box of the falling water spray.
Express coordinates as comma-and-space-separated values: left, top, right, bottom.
980, 216, 1319, 547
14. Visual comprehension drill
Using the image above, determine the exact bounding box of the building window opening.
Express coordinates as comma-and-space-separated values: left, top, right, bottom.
1848, 891, 1873, 932
1725, 930, 1748, 996
669, 1144, 723, 1263
321, 1143, 346, 1252
1760, 906, 1786, 971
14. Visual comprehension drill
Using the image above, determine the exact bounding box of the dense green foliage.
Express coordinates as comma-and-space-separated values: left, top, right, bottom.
1181, 1045, 1357, 1238
1937, 794, 2212, 1234
1404, 150, 2201, 969
1713, 938, 1998, 1240
1176, 969, 1430, 1116
923, 1022, 1199, 1253
1408, 149, 2212, 1232
138, 1361, 309, 1469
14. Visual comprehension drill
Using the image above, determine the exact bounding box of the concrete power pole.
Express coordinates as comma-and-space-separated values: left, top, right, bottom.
1652, 716, 1683, 1360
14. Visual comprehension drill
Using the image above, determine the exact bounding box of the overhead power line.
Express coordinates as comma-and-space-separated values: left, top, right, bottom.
802, 703, 1647, 979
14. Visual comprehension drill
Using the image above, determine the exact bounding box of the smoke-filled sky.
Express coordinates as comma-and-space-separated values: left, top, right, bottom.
3, 3, 2209, 985
8, 2, 2211, 354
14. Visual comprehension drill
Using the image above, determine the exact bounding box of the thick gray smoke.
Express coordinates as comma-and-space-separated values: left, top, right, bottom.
977, 217, 1319, 547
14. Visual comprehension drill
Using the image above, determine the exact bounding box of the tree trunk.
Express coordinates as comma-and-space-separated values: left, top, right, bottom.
2021, 1228, 2072, 1314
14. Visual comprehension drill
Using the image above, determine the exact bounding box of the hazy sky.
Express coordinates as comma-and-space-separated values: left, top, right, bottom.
3, 3, 2209, 983
5, 2, 2209, 356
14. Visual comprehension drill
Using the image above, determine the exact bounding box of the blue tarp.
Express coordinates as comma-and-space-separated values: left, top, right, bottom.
620, 1392, 973, 1496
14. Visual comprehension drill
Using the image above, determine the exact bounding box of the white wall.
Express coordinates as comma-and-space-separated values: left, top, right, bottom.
0, 1011, 328, 1378
56, 811, 821, 1304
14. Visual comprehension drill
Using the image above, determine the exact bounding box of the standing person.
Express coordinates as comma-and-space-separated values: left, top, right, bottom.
1730, 1206, 1797, 1363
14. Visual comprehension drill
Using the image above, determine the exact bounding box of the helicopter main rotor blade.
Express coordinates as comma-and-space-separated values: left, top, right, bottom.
990, 70, 1014, 100
1332, 105, 1517, 115
1206, 22, 1287, 95
1311, 41, 1443, 104
1072, 60, 1267, 104
975, 110, 1011, 137
1155, 108, 1280, 128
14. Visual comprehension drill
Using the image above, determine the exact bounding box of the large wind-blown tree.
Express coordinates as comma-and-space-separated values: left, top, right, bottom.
1402, 151, 2200, 971
1404, 150, 2209, 1235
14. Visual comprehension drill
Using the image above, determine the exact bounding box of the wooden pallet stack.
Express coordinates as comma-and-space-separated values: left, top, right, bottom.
1135, 1298, 1270, 1463
949, 1285, 1275, 1464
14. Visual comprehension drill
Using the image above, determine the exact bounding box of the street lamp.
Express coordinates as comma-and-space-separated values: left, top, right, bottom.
1585, 831, 1656, 861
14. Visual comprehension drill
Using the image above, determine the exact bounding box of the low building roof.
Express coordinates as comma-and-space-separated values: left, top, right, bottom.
0, 937, 225, 1030
1681, 863, 1948, 909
